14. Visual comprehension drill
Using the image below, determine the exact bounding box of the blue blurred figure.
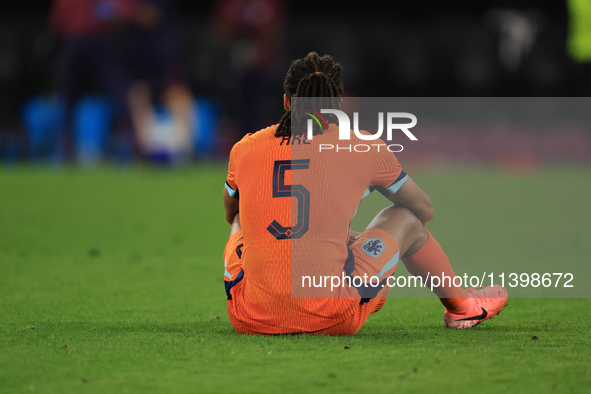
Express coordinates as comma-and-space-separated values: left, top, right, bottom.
49, 0, 141, 163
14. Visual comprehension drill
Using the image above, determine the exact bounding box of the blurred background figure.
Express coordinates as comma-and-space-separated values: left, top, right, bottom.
567, 0, 591, 95
126, 0, 194, 165
1, 1, 590, 166
50, 0, 139, 164
210, 0, 286, 153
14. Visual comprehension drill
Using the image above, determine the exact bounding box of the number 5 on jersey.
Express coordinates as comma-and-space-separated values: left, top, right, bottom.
267, 160, 310, 240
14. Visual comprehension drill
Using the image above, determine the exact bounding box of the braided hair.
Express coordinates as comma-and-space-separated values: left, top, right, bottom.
275, 52, 344, 137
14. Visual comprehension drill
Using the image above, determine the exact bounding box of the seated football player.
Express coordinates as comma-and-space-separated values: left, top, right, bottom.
222, 52, 508, 335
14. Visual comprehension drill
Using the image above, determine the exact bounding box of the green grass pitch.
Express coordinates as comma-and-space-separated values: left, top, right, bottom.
1, 165, 590, 393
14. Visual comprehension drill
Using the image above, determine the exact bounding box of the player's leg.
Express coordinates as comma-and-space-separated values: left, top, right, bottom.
223, 213, 264, 335
365, 205, 468, 302
318, 206, 426, 336
363, 205, 508, 329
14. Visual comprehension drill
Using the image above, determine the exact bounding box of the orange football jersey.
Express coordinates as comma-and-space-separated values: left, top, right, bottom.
224, 124, 405, 334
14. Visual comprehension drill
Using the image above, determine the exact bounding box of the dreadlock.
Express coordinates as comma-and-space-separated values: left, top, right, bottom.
275, 52, 344, 137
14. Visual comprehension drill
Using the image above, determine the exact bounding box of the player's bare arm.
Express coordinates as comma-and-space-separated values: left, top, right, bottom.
386, 176, 434, 225
223, 186, 239, 224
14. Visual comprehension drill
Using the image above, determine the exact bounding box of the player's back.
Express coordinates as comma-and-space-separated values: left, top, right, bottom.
226, 124, 402, 333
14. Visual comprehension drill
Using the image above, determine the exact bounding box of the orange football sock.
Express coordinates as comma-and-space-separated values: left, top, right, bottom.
401, 229, 468, 311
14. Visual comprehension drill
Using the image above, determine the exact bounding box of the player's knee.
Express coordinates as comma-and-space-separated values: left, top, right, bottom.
369, 205, 426, 248
423, 205, 435, 224
400, 210, 428, 256
404, 208, 426, 238
413, 223, 429, 248
392, 206, 427, 247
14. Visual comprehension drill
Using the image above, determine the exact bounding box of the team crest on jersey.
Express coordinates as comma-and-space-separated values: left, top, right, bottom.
361, 238, 385, 258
